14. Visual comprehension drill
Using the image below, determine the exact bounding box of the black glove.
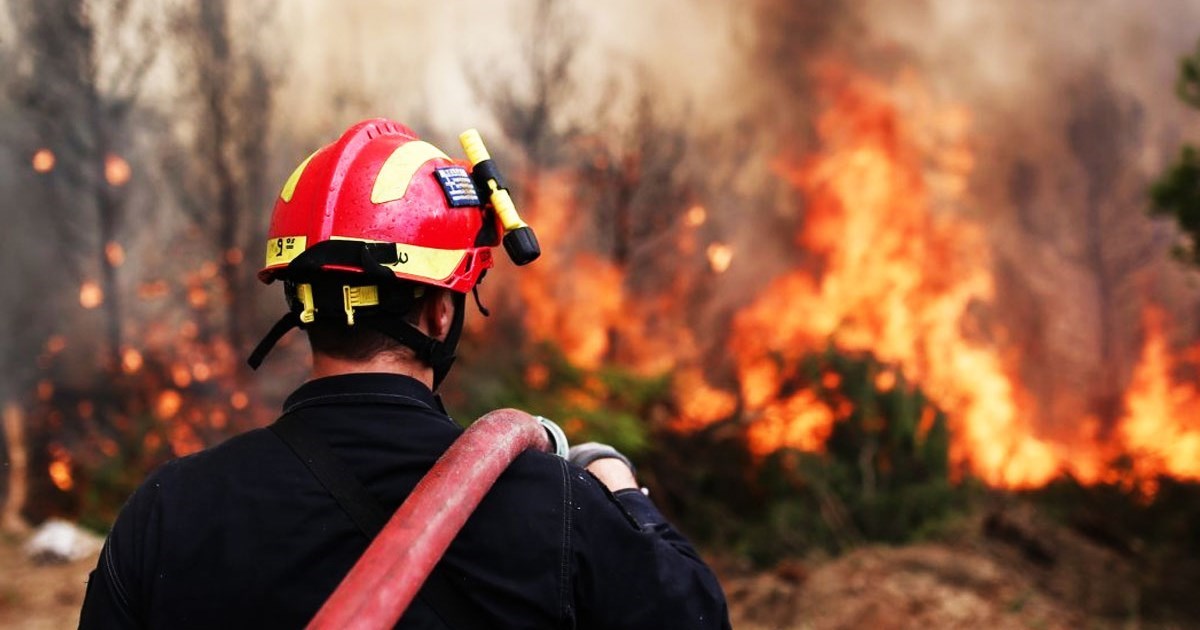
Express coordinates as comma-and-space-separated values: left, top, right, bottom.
568, 442, 634, 472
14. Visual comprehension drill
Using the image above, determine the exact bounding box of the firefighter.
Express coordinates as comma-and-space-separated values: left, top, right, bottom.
79, 119, 730, 629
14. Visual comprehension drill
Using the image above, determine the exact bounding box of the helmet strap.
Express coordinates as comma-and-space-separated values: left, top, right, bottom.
361, 291, 465, 391
247, 311, 301, 370
247, 241, 469, 390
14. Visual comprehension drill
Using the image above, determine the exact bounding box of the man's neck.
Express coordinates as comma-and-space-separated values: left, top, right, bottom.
310, 352, 434, 390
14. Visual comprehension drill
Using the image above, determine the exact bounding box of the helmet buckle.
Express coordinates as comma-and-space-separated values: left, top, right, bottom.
298, 283, 317, 324
343, 285, 380, 326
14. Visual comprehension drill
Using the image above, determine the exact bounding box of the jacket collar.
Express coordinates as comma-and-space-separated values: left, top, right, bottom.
282, 372, 441, 415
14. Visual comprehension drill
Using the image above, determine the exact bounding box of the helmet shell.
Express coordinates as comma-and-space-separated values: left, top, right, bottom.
259, 119, 500, 292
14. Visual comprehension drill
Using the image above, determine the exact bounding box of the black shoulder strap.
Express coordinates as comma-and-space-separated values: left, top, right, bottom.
270, 414, 388, 537
268, 414, 492, 629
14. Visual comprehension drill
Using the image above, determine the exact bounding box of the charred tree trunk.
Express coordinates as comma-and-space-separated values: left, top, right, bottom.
2, 403, 30, 534
173, 0, 275, 359
199, 0, 243, 352
94, 130, 125, 369
10, 0, 157, 373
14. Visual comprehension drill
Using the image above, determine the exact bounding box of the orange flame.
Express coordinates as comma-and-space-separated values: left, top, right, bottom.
1116, 308, 1200, 487
469, 63, 1200, 495
155, 390, 183, 420
706, 243, 733, 273
121, 348, 144, 374
105, 154, 131, 186
516, 177, 627, 369
171, 364, 193, 388
105, 241, 126, 267
673, 368, 739, 431
32, 148, 55, 173
138, 280, 170, 300
47, 444, 73, 491
45, 335, 67, 355
79, 281, 103, 309
724, 67, 1067, 487
747, 389, 836, 456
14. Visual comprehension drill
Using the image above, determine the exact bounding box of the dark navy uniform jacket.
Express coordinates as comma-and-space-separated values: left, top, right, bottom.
79, 373, 730, 629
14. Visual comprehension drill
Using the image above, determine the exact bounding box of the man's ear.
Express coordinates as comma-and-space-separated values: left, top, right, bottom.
423, 289, 455, 342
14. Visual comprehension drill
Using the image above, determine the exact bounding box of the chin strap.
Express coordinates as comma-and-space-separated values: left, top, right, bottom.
247, 242, 480, 390
247, 312, 302, 370
247, 284, 469, 392
361, 292, 466, 390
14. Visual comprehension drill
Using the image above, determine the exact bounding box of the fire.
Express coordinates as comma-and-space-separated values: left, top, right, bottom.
1116, 308, 1200, 484
121, 348, 144, 374
706, 65, 1200, 490
31, 148, 55, 173
875, 369, 897, 392
706, 243, 733, 273
138, 280, 170, 300
47, 444, 73, 491
188, 286, 209, 308
525, 363, 550, 389
79, 281, 103, 309
106, 241, 126, 267
105, 153, 131, 186
155, 390, 183, 420
746, 389, 836, 456
516, 176, 628, 369
673, 368, 738, 431
45, 335, 67, 354
193, 362, 212, 382
685, 205, 707, 227
169, 423, 203, 456
171, 364, 193, 388
722, 66, 1066, 487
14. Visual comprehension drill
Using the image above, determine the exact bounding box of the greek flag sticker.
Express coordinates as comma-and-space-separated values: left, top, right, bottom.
434, 166, 480, 207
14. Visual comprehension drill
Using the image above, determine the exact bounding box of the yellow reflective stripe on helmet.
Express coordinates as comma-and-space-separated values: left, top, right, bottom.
280, 151, 318, 202
265, 236, 307, 267
330, 236, 467, 282
370, 141, 449, 204
384, 244, 467, 281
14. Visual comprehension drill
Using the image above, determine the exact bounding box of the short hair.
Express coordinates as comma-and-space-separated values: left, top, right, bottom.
304, 282, 434, 361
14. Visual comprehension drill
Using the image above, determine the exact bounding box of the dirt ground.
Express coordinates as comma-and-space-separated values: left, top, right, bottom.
721, 506, 1192, 630
722, 544, 1082, 629
0, 509, 1189, 630
0, 534, 94, 630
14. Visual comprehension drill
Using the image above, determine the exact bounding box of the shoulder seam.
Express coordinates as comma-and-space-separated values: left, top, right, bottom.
557, 456, 572, 627
102, 541, 133, 614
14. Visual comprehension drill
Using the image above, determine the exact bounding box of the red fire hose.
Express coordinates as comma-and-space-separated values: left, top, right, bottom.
307, 409, 557, 629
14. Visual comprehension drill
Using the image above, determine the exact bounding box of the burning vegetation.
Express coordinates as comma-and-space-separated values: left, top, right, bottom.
3, 0, 1200, 625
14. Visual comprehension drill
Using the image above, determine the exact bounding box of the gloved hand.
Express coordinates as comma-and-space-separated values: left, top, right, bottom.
569, 442, 638, 492
568, 442, 635, 473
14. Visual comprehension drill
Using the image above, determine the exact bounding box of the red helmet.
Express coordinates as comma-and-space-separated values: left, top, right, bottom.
258, 118, 500, 292
248, 119, 539, 379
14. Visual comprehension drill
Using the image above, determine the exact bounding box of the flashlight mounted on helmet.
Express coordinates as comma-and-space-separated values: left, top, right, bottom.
460, 129, 541, 266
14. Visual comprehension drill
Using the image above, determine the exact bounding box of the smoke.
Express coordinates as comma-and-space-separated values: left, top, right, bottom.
7, 0, 1200, 464
271, 0, 1200, 430
870, 0, 1200, 428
